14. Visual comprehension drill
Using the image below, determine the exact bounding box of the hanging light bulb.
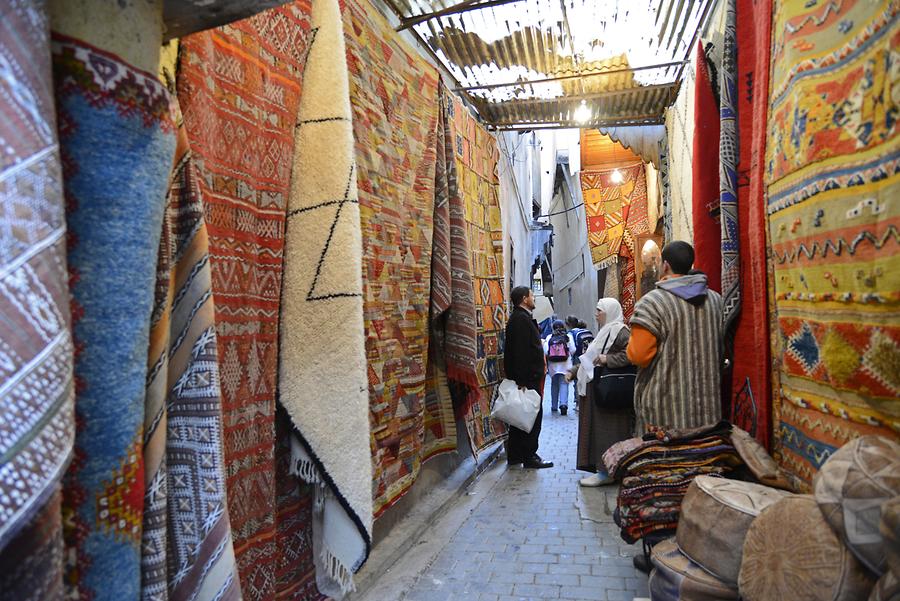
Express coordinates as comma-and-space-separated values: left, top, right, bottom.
610, 168, 624, 184
574, 100, 591, 124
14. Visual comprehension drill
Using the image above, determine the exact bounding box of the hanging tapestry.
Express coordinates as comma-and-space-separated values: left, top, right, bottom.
430, 86, 479, 421
730, 0, 773, 448
448, 93, 508, 458
177, 4, 318, 597
142, 105, 240, 601
423, 354, 458, 458
581, 163, 646, 270
665, 55, 697, 244
619, 247, 637, 322
343, 0, 440, 516
692, 42, 722, 292
621, 166, 651, 321
0, 1, 74, 570
53, 33, 176, 599
0, 489, 64, 601
766, 0, 900, 486
279, 0, 372, 594
420, 89, 467, 460
718, 0, 741, 337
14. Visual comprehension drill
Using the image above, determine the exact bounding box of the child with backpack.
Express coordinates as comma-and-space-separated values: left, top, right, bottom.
565, 316, 594, 412
543, 319, 576, 415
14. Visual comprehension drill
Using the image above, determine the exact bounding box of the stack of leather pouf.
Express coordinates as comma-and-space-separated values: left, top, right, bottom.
648, 476, 790, 600
610, 422, 743, 544
738, 435, 899, 601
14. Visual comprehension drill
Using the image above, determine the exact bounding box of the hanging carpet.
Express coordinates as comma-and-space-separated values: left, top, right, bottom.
142, 102, 240, 601
447, 92, 508, 458
53, 33, 176, 599
765, 0, 900, 487
581, 163, 646, 270
0, 489, 64, 601
729, 0, 773, 447
665, 53, 697, 244
343, 0, 441, 516
279, 0, 373, 594
718, 0, 741, 336
430, 85, 478, 447
692, 42, 722, 292
177, 4, 320, 597
0, 4, 73, 599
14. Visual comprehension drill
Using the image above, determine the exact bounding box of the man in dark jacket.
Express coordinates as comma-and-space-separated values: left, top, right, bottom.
503, 286, 553, 469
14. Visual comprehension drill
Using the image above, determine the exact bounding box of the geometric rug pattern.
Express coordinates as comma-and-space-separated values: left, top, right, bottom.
765, 0, 900, 486
343, 0, 441, 516
447, 92, 508, 458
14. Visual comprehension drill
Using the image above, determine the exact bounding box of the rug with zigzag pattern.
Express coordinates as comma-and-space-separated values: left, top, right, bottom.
765, 0, 900, 488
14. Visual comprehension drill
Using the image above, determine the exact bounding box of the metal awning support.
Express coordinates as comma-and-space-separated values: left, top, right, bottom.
453, 61, 687, 93
493, 116, 665, 131
395, 0, 526, 31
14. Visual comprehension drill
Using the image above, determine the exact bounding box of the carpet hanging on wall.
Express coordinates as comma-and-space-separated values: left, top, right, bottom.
53, 33, 176, 599
581, 163, 646, 271
729, 0, 773, 447
142, 102, 240, 601
0, 3, 73, 598
177, 4, 321, 597
343, 0, 442, 516
718, 0, 740, 339
664, 53, 697, 244
581, 163, 648, 320
279, 0, 373, 594
447, 92, 508, 458
766, 0, 900, 487
420, 85, 475, 459
692, 42, 722, 292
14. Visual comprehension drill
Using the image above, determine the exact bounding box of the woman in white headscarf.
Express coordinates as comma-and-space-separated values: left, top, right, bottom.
568, 298, 635, 486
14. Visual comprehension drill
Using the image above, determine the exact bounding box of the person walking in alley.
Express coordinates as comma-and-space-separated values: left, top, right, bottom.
504, 286, 553, 469
626, 241, 723, 433
544, 320, 576, 415
568, 298, 635, 486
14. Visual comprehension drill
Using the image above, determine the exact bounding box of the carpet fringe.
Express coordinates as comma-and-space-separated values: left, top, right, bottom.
595, 255, 619, 270
319, 543, 356, 594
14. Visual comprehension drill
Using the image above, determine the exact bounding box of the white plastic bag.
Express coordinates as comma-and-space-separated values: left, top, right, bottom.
491, 378, 541, 433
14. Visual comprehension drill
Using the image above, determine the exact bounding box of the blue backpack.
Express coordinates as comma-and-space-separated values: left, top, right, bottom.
572, 329, 595, 358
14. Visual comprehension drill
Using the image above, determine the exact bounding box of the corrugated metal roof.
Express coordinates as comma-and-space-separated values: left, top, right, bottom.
381, 0, 715, 128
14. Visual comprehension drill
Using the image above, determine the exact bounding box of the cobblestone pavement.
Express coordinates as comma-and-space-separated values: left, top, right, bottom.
401, 380, 650, 601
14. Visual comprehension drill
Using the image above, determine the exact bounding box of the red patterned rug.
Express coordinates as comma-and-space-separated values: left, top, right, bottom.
691, 42, 722, 292
729, 0, 772, 448
177, 4, 321, 598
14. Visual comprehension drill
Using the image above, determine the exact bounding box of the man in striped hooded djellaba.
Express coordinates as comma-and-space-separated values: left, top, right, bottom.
626, 241, 724, 433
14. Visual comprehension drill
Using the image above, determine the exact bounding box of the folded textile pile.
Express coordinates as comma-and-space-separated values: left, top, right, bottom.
609, 422, 742, 543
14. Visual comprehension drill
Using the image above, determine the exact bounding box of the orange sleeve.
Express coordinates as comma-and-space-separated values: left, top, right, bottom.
626, 324, 658, 368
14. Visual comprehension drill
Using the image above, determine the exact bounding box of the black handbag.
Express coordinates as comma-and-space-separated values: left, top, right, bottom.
593, 364, 637, 410
592, 331, 637, 410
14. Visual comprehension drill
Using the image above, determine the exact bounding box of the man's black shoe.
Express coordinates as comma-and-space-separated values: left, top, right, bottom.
507, 457, 523, 466
522, 455, 553, 469
633, 553, 652, 574
560, 406, 567, 416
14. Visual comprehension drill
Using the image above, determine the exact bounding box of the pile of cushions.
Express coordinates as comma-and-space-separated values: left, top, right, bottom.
740, 435, 899, 601
644, 435, 900, 601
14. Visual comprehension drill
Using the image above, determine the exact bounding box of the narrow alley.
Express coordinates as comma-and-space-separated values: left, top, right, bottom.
1, 1, 897, 600
358, 383, 650, 601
